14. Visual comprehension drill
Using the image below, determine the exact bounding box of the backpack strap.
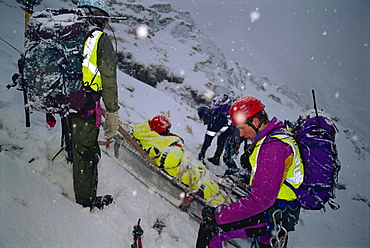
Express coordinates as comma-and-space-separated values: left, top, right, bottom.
83, 27, 103, 85
328, 198, 340, 210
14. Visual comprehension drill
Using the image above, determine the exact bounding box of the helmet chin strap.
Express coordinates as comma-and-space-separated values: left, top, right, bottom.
246, 116, 265, 134
84, 7, 108, 29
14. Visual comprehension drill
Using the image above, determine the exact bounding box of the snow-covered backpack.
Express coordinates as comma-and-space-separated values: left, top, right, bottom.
285, 108, 341, 211
15, 8, 96, 161
19, 8, 91, 115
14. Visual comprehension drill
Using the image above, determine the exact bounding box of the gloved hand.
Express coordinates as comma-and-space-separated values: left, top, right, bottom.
104, 111, 118, 138
196, 206, 221, 246
46, 113, 56, 129
179, 192, 196, 211
240, 152, 252, 171
202, 206, 217, 223
206, 209, 221, 237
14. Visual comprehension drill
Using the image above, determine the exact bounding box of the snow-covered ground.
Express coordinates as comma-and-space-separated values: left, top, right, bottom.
0, 0, 369, 247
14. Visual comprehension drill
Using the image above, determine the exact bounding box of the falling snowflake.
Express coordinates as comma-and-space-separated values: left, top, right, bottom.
136, 24, 148, 39
250, 11, 261, 23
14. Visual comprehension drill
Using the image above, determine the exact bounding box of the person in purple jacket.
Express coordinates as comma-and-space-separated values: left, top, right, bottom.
198, 94, 234, 165
196, 96, 303, 248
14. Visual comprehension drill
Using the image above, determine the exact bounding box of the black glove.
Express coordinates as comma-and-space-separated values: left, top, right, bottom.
240, 152, 252, 171
7, 73, 19, 89
224, 168, 239, 176
196, 206, 221, 248
202, 206, 216, 222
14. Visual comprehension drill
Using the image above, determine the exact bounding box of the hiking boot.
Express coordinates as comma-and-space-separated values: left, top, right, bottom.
90, 194, 114, 210
207, 145, 223, 165
207, 156, 220, 165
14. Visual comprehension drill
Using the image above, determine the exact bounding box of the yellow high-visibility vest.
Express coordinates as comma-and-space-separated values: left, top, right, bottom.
82, 30, 103, 92
249, 134, 304, 201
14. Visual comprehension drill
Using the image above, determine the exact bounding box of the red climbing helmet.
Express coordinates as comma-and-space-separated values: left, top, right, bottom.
149, 115, 171, 134
230, 96, 265, 125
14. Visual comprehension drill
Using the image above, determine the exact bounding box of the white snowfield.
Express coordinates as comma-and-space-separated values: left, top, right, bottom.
0, 0, 368, 247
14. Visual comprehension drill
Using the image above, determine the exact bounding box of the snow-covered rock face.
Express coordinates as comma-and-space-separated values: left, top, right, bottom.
107, 1, 239, 107
106, 1, 311, 112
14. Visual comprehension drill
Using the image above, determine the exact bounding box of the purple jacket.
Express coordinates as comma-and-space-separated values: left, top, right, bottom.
210, 96, 232, 117
210, 104, 230, 117
215, 117, 293, 225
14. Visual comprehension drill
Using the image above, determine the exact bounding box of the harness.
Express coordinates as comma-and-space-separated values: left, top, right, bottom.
245, 129, 303, 247
75, 29, 104, 126
77, 99, 103, 127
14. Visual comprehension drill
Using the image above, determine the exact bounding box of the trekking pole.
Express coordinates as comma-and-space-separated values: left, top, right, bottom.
20, 0, 37, 128
52, 116, 71, 162
61, 115, 74, 163
22, 77, 31, 128
80, 15, 128, 21
131, 218, 144, 248
311, 89, 321, 127
0, 37, 21, 54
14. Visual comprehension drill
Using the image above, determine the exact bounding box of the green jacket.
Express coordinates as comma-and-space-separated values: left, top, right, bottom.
96, 32, 119, 113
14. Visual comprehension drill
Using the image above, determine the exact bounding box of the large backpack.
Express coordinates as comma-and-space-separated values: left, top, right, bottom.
19, 8, 91, 115
285, 108, 341, 211
16, 8, 95, 161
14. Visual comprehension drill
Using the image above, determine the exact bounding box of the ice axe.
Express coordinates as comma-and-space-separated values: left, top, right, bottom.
131, 218, 144, 248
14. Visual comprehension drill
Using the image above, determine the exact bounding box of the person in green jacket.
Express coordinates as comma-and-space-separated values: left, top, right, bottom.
70, 0, 120, 210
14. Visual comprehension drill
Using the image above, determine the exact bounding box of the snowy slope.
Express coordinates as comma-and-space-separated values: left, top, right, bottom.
0, 0, 369, 247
